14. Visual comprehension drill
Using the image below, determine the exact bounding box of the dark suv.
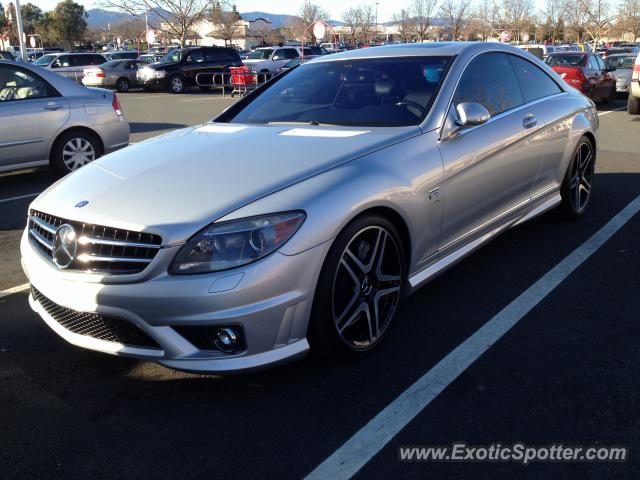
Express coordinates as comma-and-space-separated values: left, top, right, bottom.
136, 46, 242, 93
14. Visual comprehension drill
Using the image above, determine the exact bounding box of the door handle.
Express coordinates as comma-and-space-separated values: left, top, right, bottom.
44, 104, 63, 111
523, 115, 537, 129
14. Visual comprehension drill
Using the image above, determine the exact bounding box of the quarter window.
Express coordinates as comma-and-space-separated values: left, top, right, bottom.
453, 52, 523, 116
509, 55, 562, 102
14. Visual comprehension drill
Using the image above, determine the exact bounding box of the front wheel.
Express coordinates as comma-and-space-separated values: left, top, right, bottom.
169, 76, 185, 94
115, 77, 130, 92
309, 215, 406, 358
560, 137, 595, 218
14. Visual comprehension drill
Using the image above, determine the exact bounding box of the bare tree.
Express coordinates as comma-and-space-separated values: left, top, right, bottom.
502, 0, 534, 41
100, 0, 221, 46
619, 0, 640, 40
564, 0, 591, 41
392, 8, 416, 42
342, 7, 360, 45
539, 0, 567, 41
439, 0, 470, 39
580, 0, 617, 48
211, 5, 241, 46
251, 19, 273, 46
358, 4, 376, 43
298, 0, 330, 42
411, 0, 438, 41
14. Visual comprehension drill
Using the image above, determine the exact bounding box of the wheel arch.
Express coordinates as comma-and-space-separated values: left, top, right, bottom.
49, 126, 105, 163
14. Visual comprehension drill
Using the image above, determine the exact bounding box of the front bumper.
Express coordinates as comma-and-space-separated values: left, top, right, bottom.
21, 229, 330, 373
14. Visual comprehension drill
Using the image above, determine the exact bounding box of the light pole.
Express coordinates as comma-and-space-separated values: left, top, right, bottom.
13, 0, 28, 61
375, 2, 379, 44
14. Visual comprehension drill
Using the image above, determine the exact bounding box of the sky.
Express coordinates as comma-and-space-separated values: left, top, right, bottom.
26, 0, 546, 24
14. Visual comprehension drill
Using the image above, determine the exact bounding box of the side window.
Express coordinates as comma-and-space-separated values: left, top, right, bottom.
0, 65, 53, 102
272, 49, 287, 60
509, 55, 562, 102
589, 56, 600, 71
52, 55, 70, 68
595, 55, 606, 71
186, 50, 203, 63
453, 52, 524, 116
285, 49, 299, 60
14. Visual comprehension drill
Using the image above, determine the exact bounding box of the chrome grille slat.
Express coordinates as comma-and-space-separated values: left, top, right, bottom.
29, 228, 54, 250
28, 209, 162, 275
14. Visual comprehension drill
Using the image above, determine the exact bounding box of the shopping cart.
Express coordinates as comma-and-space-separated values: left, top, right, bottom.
230, 66, 258, 98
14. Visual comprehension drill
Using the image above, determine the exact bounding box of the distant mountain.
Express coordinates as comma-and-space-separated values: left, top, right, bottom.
86, 8, 167, 29
241, 11, 343, 28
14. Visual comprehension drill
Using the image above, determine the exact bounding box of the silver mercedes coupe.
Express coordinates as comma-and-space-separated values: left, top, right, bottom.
21, 43, 598, 373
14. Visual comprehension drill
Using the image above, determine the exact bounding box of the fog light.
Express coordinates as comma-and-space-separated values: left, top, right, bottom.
214, 327, 239, 353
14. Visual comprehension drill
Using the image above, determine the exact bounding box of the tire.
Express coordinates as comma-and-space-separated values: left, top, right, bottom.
308, 214, 406, 358
560, 137, 595, 219
169, 75, 185, 94
50, 130, 101, 176
628, 94, 640, 114
115, 77, 130, 92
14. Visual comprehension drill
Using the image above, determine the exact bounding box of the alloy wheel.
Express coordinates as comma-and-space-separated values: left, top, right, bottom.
116, 78, 129, 92
62, 138, 96, 171
332, 226, 402, 350
171, 77, 183, 93
568, 141, 594, 214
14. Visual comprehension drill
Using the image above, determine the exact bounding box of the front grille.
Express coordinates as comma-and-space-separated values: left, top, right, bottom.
28, 209, 162, 275
31, 287, 161, 349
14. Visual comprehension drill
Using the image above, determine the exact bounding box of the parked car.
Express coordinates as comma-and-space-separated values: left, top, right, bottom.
544, 52, 616, 102
604, 54, 636, 94
0, 60, 129, 175
518, 44, 563, 59
278, 55, 319, 73
104, 51, 141, 61
82, 59, 147, 92
0, 51, 17, 61
628, 52, 640, 114
243, 46, 313, 74
601, 47, 639, 59
21, 43, 597, 373
136, 46, 242, 93
32, 52, 108, 82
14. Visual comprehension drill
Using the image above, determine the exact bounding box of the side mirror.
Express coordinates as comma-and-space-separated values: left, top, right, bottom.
455, 102, 491, 127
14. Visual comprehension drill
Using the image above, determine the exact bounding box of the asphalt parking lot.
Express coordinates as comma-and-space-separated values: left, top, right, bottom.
1, 93, 639, 479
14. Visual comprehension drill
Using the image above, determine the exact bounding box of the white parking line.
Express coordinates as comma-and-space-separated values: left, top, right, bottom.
598, 107, 626, 116
305, 193, 640, 480
0, 283, 30, 299
0, 192, 40, 204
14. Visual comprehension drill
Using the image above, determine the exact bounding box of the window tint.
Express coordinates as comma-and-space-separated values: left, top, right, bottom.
509, 55, 561, 102
284, 49, 299, 60
0, 65, 53, 102
453, 53, 523, 116
595, 55, 606, 70
186, 50, 204, 63
52, 55, 70, 68
589, 55, 600, 70
272, 49, 287, 60
229, 57, 451, 127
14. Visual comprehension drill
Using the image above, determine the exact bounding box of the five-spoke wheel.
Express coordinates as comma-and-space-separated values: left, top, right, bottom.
561, 137, 594, 217
310, 215, 406, 356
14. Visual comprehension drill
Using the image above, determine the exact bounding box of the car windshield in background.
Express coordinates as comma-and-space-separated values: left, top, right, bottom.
230, 57, 451, 127
32, 54, 57, 66
160, 50, 184, 63
544, 55, 585, 67
605, 56, 636, 69
247, 49, 274, 59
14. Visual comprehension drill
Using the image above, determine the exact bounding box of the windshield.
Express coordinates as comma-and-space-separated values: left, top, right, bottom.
160, 49, 185, 63
544, 55, 585, 67
247, 49, 273, 60
230, 57, 450, 127
605, 56, 636, 69
33, 54, 57, 66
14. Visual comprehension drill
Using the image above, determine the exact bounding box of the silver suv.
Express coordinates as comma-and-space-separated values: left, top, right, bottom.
243, 46, 313, 74
32, 52, 107, 83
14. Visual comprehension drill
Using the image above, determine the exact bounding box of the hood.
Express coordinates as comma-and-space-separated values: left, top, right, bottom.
146, 61, 177, 69
32, 123, 420, 245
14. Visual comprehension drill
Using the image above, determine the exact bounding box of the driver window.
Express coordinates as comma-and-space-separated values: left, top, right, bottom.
186, 50, 203, 63
453, 52, 524, 117
0, 65, 52, 102
272, 49, 286, 60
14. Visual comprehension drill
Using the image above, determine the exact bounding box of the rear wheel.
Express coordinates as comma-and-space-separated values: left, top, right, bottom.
560, 137, 595, 218
115, 77, 130, 92
309, 215, 406, 358
628, 94, 640, 114
50, 130, 101, 175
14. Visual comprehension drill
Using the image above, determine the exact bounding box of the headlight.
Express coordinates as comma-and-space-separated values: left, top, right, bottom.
155, 70, 166, 79
169, 211, 305, 274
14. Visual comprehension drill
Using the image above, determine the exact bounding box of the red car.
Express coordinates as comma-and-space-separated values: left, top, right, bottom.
544, 52, 616, 102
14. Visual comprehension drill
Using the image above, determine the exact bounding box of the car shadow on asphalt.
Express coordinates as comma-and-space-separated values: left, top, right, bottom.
129, 122, 188, 134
